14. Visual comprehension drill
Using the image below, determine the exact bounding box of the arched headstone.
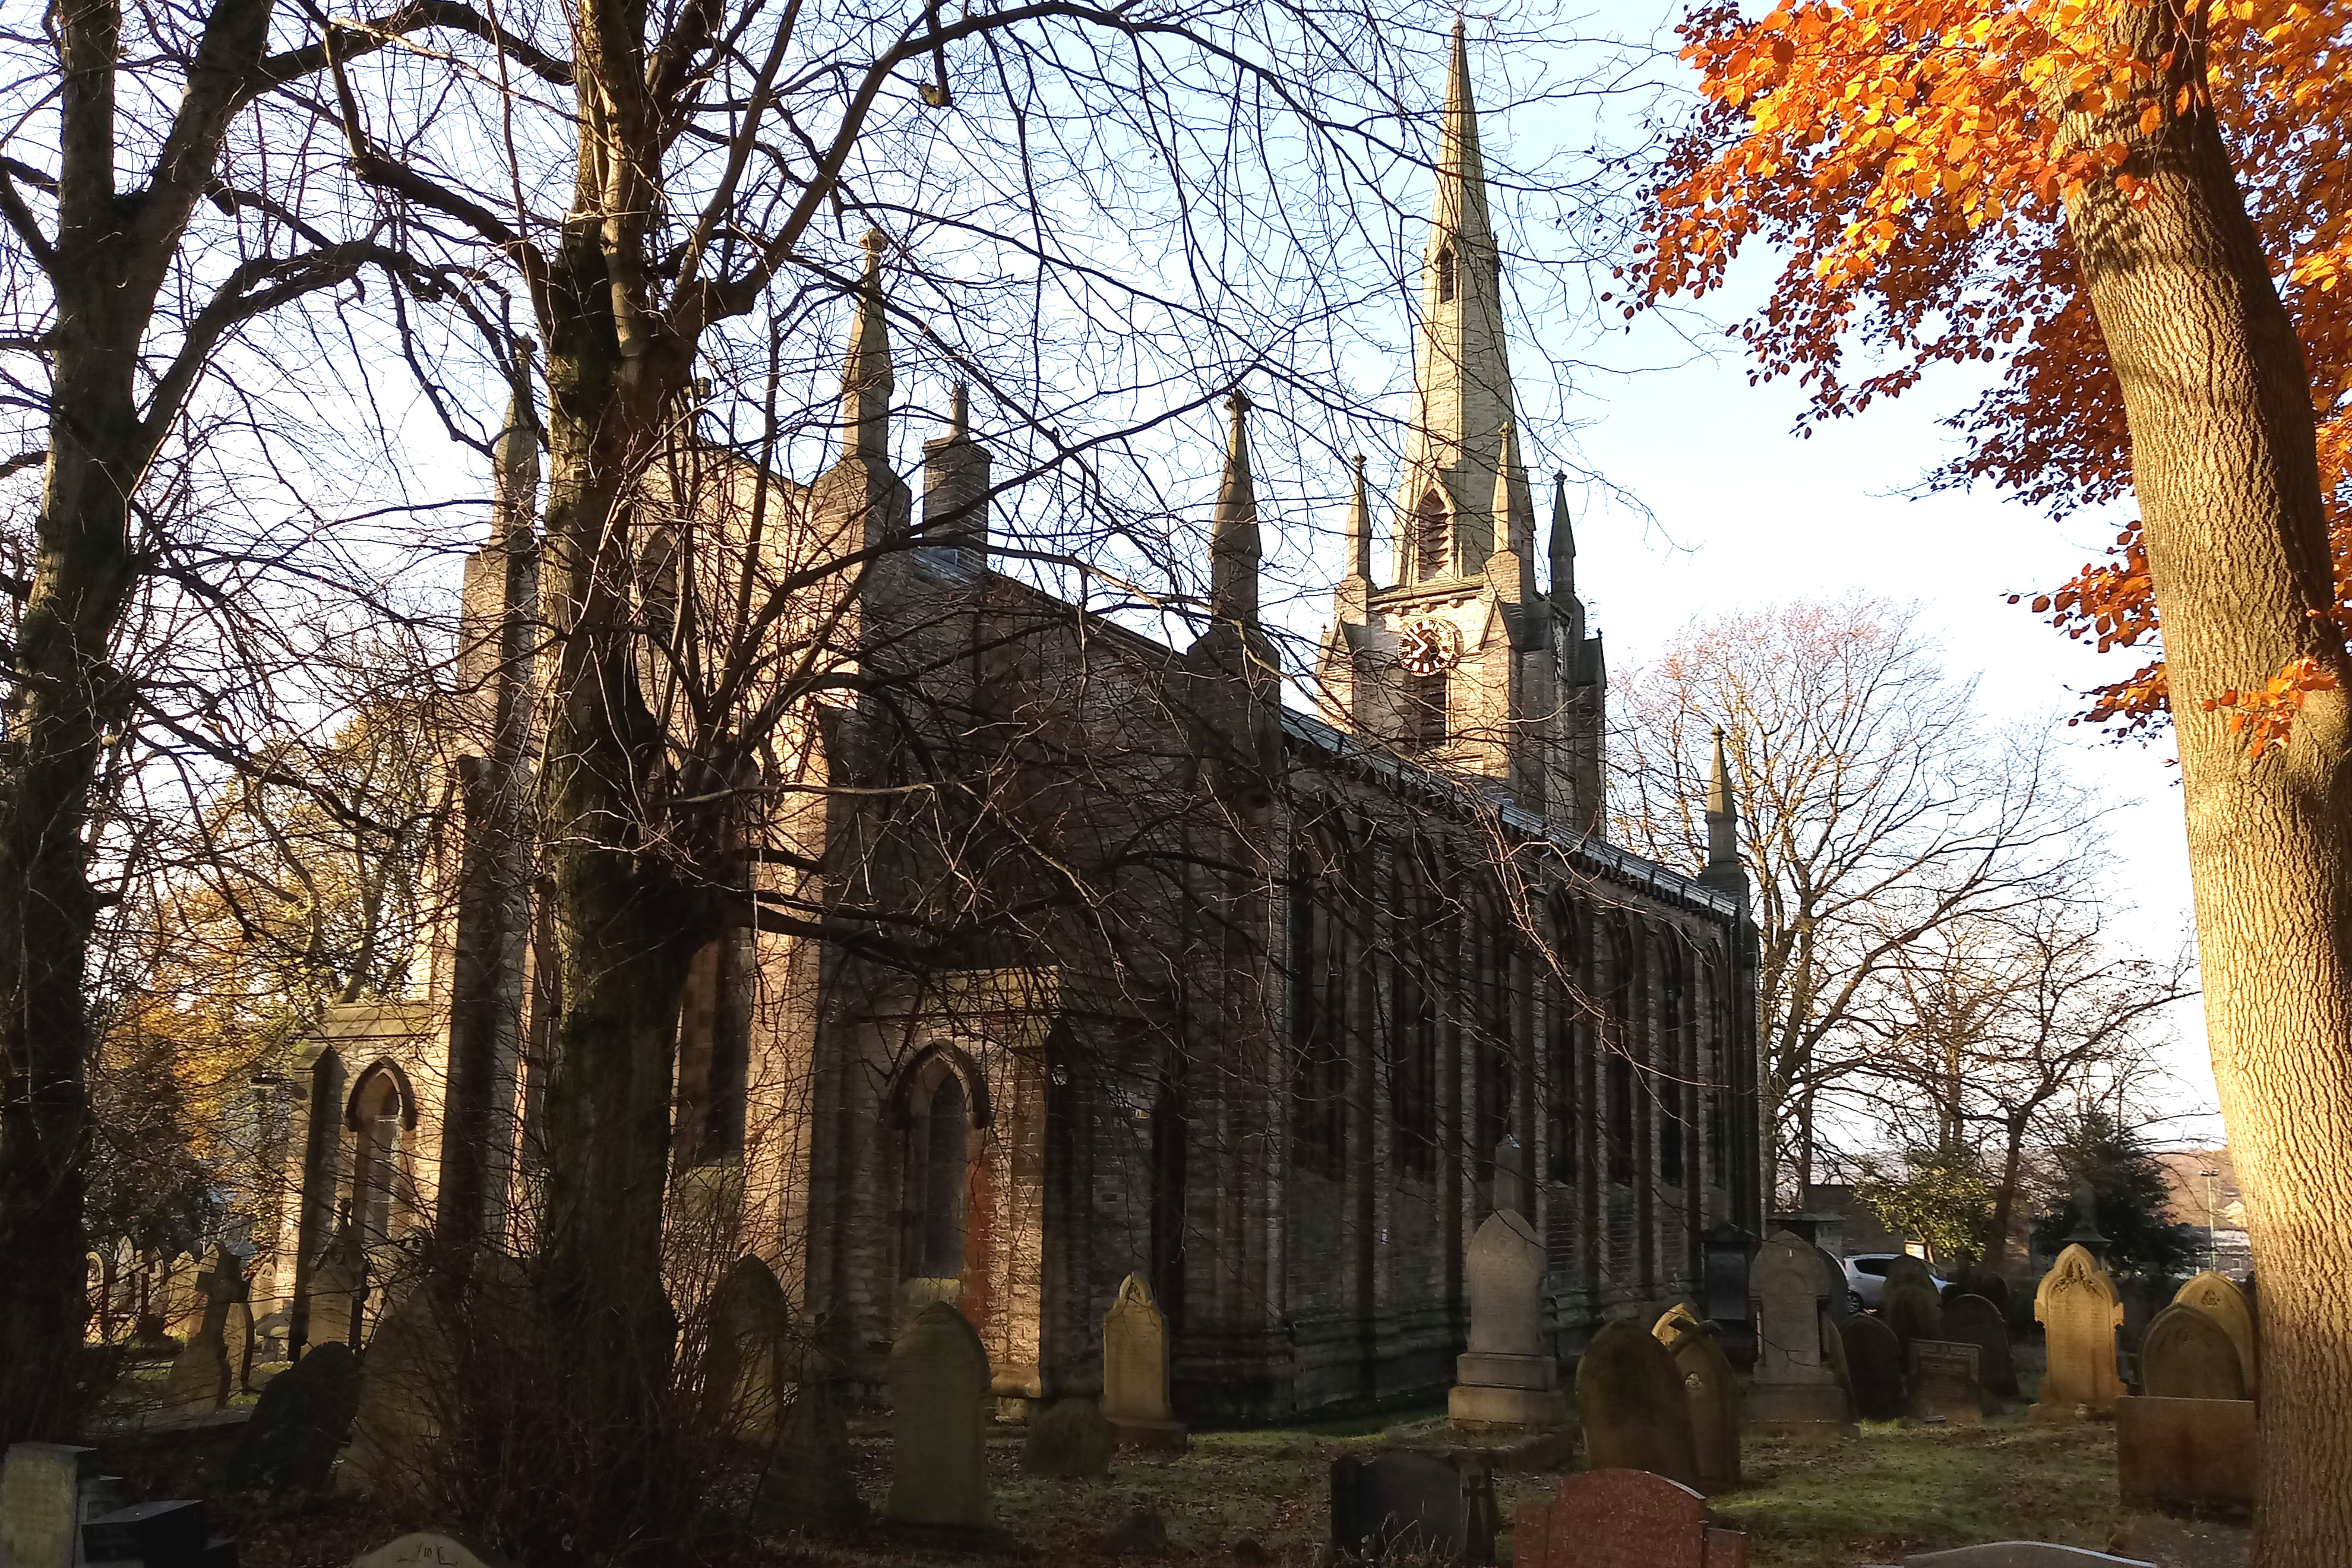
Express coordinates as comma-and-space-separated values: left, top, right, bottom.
1102, 1273, 1185, 1447
1747, 1231, 1855, 1434
2171, 1272, 2256, 1396
1652, 1304, 1740, 1494
337, 1286, 453, 1502
2031, 1243, 2124, 1420
1574, 1317, 1698, 1488
886, 1301, 991, 1528
1942, 1294, 2017, 1399
705, 1255, 788, 1440
2139, 1303, 2247, 1401
1838, 1313, 1905, 1421
1881, 1275, 1945, 1354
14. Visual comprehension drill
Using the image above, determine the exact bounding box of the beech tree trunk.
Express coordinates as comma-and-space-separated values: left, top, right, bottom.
2063, 5, 2352, 1559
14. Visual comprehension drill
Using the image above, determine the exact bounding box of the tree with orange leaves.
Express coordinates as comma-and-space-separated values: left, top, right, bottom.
1645, 0, 2352, 1554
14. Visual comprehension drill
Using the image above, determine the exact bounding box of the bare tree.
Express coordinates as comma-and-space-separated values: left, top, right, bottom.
1609, 594, 2104, 1200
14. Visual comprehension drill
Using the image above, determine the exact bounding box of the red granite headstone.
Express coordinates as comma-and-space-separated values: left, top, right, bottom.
1513, 1468, 1743, 1568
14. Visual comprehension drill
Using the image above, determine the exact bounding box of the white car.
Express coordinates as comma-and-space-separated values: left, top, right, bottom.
1841, 1253, 1950, 1314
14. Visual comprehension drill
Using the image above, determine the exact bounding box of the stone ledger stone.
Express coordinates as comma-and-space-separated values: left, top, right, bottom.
230, 1343, 359, 1497
1022, 1397, 1114, 1478
1652, 1305, 1740, 1495
1906, 1340, 1983, 1427
2136, 1304, 2246, 1401
886, 1301, 991, 1529
1103, 1273, 1187, 1450
349, 1532, 516, 1568
1452, 1210, 1567, 1430
1746, 1231, 1854, 1436
1941, 1295, 2016, 1401
2031, 1245, 2124, 1421
1574, 1318, 1699, 1490
2169, 1272, 2256, 1395
2114, 1395, 2256, 1515
1509, 1469, 1747, 1568
1838, 1314, 1906, 1422
1901, 1544, 2153, 1567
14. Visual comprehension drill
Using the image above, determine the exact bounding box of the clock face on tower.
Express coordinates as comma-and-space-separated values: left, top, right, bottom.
1396, 617, 1460, 676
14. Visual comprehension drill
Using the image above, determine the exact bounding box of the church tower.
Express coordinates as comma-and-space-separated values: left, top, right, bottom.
1317, 23, 1605, 829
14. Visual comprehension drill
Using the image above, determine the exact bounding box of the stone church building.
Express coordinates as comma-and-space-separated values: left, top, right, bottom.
258, 28, 1764, 1422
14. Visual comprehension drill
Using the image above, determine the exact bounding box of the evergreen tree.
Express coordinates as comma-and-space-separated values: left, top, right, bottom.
2031, 1111, 2198, 1279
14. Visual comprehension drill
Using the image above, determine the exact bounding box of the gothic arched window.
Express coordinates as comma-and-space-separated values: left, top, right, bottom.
903, 1064, 973, 1283
1414, 489, 1450, 580
1436, 245, 1458, 304
347, 1064, 410, 1245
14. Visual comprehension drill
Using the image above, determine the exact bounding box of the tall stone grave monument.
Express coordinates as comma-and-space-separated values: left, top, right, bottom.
1451, 1210, 1567, 1429
2031, 1244, 2124, 1421
1748, 1231, 1855, 1437
305, 1225, 363, 1352
1102, 1273, 1186, 1449
1654, 1304, 1741, 1494
162, 1248, 241, 1412
2171, 1273, 2256, 1396
1575, 1316, 1699, 1489
887, 1301, 992, 1529
337, 1286, 452, 1502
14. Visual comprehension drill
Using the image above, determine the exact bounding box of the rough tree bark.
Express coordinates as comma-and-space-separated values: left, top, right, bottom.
2060, 2, 2352, 1558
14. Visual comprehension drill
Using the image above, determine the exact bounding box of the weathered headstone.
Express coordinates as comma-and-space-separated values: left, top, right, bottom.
1652, 1305, 1740, 1495
336, 1285, 452, 1501
1819, 1307, 1852, 1398
2170, 1273, 2256, 1397
1883, 1255, 1937, 1292
1103, 1273, 1186, 1449
1702, 1224, 1756, 1370
349, 1532, 516, 1568
229, 1342, 358, 1497
1907, 1340, 1983, 1426
1022, 1397, 1114, 1478
755, 1327, 866, 1530
1880, 1276, 1945, 1355
1452, 1210, 1566, 1429
225, 1299, 255, 1394
305, 1225, 363, 1352
2114, 1395, 2256, 1515
1815, 1244, 1853, 1318
1838, 1313, 1906, 1421
1948, 1263, 2010, 1314
1746, 1231, 1854, 1436
1574, 1318, 1698, 1488
2137, 1303, 2247, 1401
886, 1301, 991, 1529
161, 1251, 241, 1412
4, 1444, 99, 1568
1328, 1452, 1494, 1563
1942, 1294, 2016, 1401
705, 1254, 788, 1441
1510, 1469, 1748, 1568
2031, 1244, 2124, 1421
1901, 1547, 2153, 1567
81, 1501, 226, 1568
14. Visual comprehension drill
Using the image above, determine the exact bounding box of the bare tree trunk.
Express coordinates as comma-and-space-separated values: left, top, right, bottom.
1990, 1123, 2027, 1271
2063, 5, 2352, 1558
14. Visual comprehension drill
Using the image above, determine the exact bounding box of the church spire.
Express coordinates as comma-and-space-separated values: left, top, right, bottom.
1210, 392, 1261, 626
1706, 727, 1738, 870
1548, 471, 1574, 602
841, 229, 893, 461
1434, 16, 1495, 255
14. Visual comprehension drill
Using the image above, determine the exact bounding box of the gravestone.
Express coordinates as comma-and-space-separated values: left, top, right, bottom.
305, 1225, 363, 1351
2114, 1395, 2256, 1515
886, 1301, 991, 1528
81, 1501, 230, 1568
1702, 1224, 1756, 1370
1022, 1397, 1114, 1478
1880, 1276, 1945, 1355
1820, 1307, 1852, 1399
1883, 1255, 1937, 1292
1574, 1317, 1698, 1488
225, 1300, 255, 1393
1101, 1506, 1169, 1557
705, 1254, 788, 1441
1452, 1210, 1566, 1428
4, 1444, 100, 1568
2171, 1273, 2256, 1396
1948, 1263, 2010, 1314
228, 1342, 358, 1497
1327, 1452, 1494, 1563
1747, 1231, 1854, 1435
2137, 1303, 2247, 1401
1493, 1136, 1528, 1218
349, 1532, 516, 1568
161, 1251, 241, 1412
1838, 1313, 1907, 1421
755, 1326, 866, 1529
1901, 1547, 2154, 1567
2031, 1244, 2124, 1421
1103, 1273, 1186, 1449
1509, 1469, 1748, 1568
1942, 1295, 2017, 1401
1906, 1340, 1983, 1426
1652, 1305, 1740, 1495
1815, 1244, 1853, 1318
337, 1285, 453, 1501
